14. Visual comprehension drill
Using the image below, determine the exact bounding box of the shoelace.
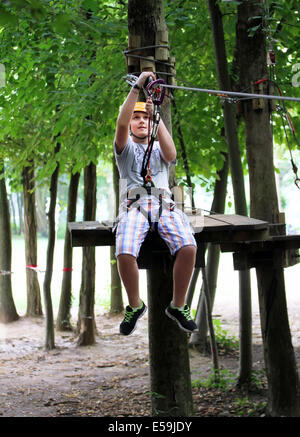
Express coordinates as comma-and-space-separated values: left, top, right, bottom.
124, 305, 142, 322
180, 305, 192, 321
124, 309, 135, 322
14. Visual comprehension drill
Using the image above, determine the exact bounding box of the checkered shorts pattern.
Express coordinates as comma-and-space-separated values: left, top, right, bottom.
115, 196, 196, 258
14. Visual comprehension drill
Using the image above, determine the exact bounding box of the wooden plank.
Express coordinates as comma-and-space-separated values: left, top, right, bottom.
68, 221, 106, 231
206, 214, 267, 230
192, 215, 268, 243
68, 221, 114, 247
188, 214, 232, 231
220, 235, 300, 253
232, 248, 299, 270
69, 215, 268, 233
271, 234, 300, 243
187, 213, 268, 233
68, 214, 269, 248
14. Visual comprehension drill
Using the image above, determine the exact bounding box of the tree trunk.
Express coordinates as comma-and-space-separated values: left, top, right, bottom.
147, 252, 193, 416
35, 185, 48, 237
207, 0, 253, 386
77, 162, 97, 346
236, 0, 300, 415
56, 170, 80, 331
9, 194, 17, 234
22, 163, 43, 317
171, 97, 195, 208
189, 152, 229, 351
110, 159, 123, 313
128, 0, 193, 415
17, 192, 24, 234
0, 162, 19, 323
43, 144, 60, 350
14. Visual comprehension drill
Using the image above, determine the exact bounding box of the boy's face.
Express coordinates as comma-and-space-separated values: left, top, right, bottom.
130, 112, 150, 139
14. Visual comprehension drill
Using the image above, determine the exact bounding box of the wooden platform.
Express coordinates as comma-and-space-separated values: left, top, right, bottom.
220, 234, 300, 270
68, 213, 269, 247
68, 213, 300, 270
68, 214, 270, 269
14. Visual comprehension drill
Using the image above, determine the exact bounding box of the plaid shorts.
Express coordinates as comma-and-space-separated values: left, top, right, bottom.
115, 195, 196, 258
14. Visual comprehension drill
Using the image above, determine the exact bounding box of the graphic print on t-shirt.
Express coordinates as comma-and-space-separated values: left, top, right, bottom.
131, 143, 164, 177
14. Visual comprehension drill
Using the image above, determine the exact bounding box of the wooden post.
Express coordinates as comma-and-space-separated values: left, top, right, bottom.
140, 56, 156, 73
127, 34, 141, 70
128, 0, 193, 416
236, 0, 300, 415
147, 252, 193, 417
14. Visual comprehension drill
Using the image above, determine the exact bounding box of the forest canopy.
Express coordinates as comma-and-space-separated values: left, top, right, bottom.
0, 0, 298, 199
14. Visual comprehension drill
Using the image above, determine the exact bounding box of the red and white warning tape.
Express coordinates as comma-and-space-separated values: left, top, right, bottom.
0, 270, 13, 276
0, 266, 73, 275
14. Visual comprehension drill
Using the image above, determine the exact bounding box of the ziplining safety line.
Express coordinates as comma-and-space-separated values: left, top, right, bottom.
159, 83, 300, 103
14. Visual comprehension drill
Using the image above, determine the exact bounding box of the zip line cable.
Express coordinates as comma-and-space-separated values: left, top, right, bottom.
125, 72, 300, 103
123, 46, 300, 103
159, 82, 300, 103
124, 37, 300, 187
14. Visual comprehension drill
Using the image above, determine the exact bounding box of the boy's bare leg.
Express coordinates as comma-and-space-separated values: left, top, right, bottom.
117, 254, 141, 308
172, 245, 196, 308
117, 246, 196, 309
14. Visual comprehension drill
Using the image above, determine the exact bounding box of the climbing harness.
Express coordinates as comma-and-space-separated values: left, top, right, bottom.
126, 187, 175, 232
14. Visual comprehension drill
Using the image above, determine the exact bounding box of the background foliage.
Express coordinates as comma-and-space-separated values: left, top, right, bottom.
0, 0, 299, 222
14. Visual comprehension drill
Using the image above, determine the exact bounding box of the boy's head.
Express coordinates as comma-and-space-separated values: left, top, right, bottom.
130, 102, 149, 141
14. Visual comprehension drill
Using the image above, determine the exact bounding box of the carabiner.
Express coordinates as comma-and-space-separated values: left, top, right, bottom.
146, 78, 166, 106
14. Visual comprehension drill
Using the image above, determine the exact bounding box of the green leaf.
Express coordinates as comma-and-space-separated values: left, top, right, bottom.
0, 7, 18, 26
52, 13, 72, 36
82, 0, 99, 12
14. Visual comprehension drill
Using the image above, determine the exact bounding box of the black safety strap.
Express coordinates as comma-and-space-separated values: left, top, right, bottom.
127, 188, 174, 232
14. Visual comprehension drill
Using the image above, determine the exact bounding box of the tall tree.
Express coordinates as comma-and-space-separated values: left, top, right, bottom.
206, 0, 252, 386
190, 150, 229, 352
22, 162, 43, 317
128, 0, 193, 416
0, 162, 19, 323
56, 170, 80, 331
76, 6, 98, 346
43, 142, 60, 350
77, 162, 97, 346
235, 0, 300, 416
110, 159, 123, 314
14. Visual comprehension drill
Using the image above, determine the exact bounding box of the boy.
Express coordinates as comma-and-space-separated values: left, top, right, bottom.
114, 71, 198, 335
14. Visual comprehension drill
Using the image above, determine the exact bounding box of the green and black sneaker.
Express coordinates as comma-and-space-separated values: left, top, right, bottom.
165, 302, 198, 333
119, 300, 147, 336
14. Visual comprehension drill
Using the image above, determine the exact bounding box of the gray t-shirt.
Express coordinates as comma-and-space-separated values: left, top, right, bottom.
114, 136, 172, 199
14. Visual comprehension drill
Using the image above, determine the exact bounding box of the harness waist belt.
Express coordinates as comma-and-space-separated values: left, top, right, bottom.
127, 186, 171, 200
126, 186, 174, 232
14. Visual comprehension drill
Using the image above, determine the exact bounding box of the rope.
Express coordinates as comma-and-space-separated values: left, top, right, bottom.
123, 43, 300, 187
123, 45, 300, 102
159, 83, 300, 103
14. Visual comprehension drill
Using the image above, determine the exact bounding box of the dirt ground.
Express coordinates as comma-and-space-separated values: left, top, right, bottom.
0, 299, 299, 419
